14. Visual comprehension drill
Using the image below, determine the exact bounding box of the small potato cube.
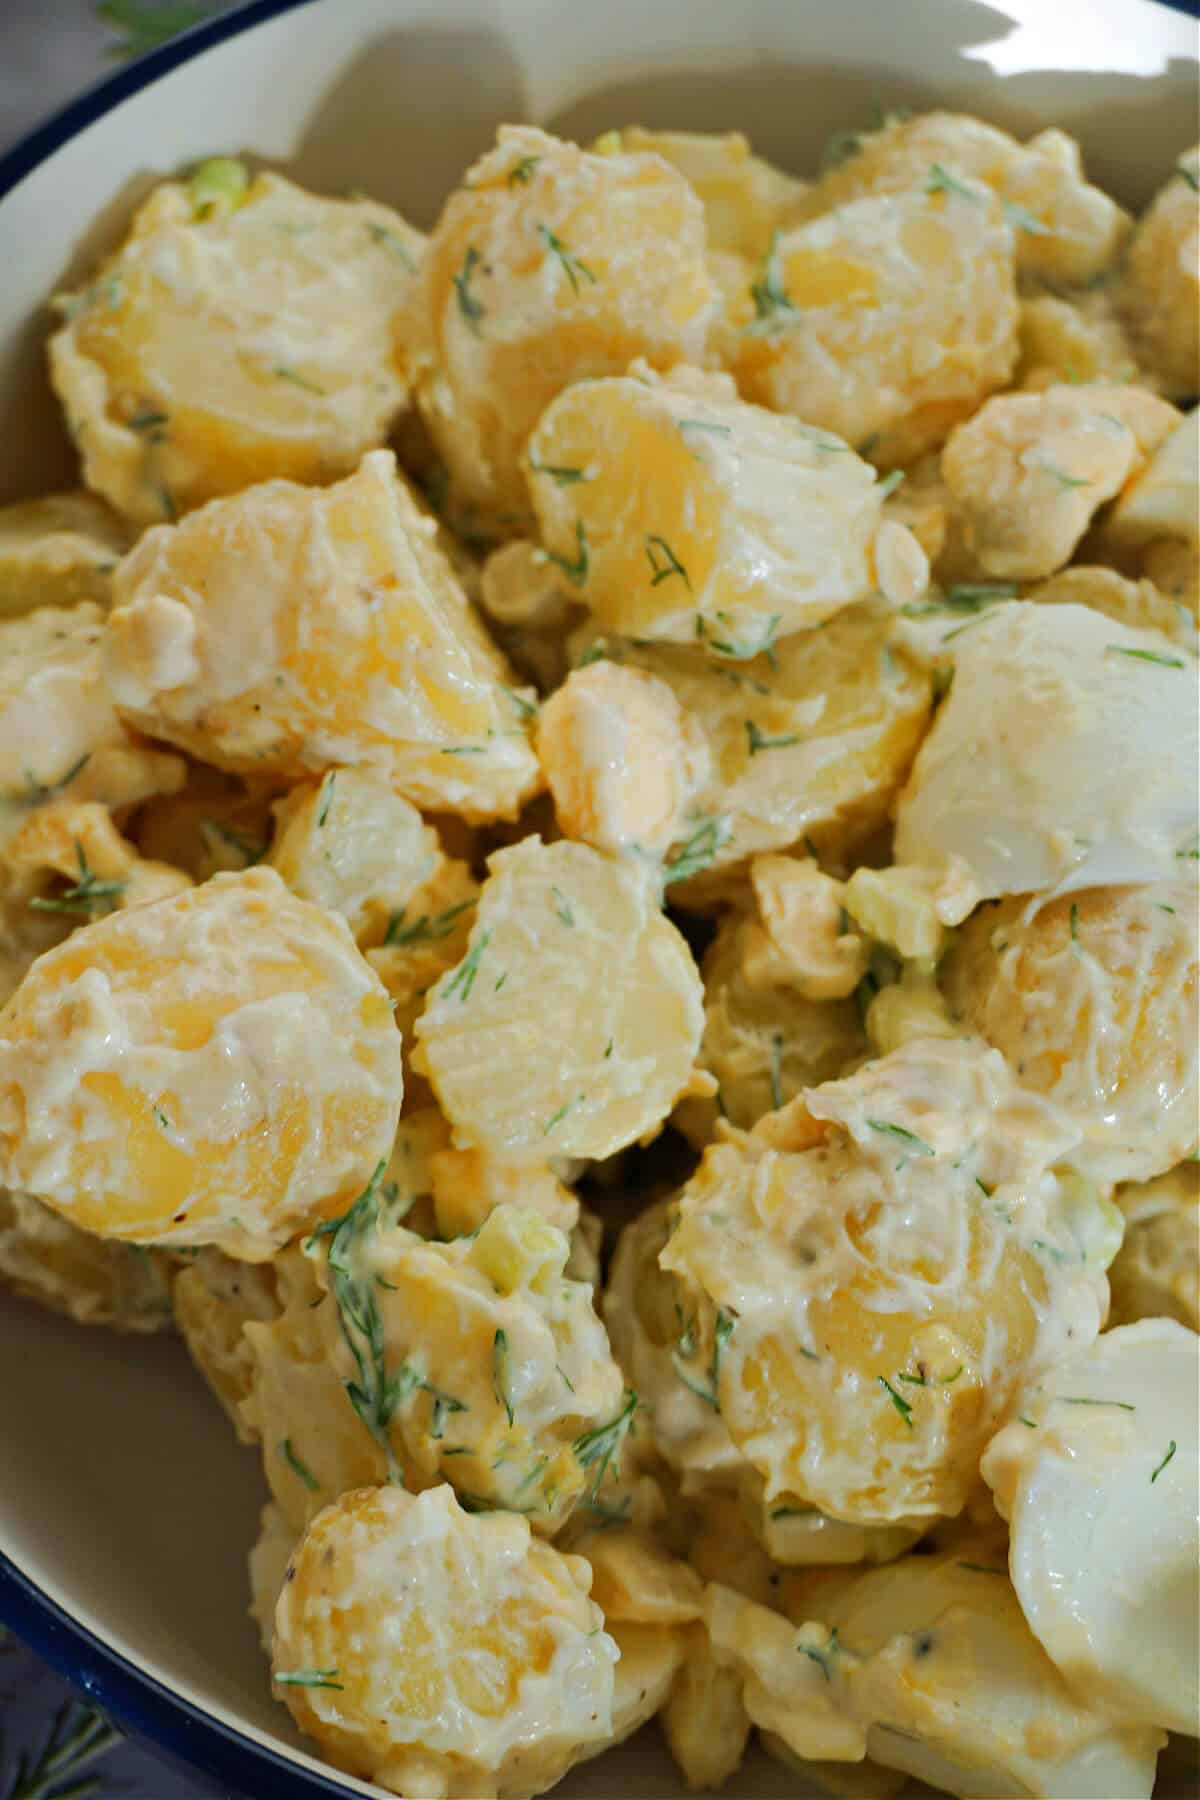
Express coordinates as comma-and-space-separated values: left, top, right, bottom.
1103, 405, 1198, 552
430, 1146, 578, 1239
268, 769, 444, 947
5, 799, 191, 916
104, 451, 541, 821
727, 185, 1018, 468
797, 111, 1130, 286
0, 602, 185, 848
701, 1584, 865, 1764
594, 128, 806, 260
414, 837, 704, 1162
130, 763, 274, 881
1017, 291, 1138, 392
528, 363, 905, 647
940, 383, 1179, 580
662, 1623, 753, 1790
0, 867, 403, 1258
843, 858, 978, 962
0, 1187, 172, 1332
537, 661, 708, 854
272, 1484, 618, 1800
50, 169, 423, 524
398, 125, 716, 530
1120, 150, 1200, 399
0, 492, 131, 617
745, 854, 868, 1000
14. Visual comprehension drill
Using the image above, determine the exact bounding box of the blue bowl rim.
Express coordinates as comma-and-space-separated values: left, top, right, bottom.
0, 0, 1197, 1791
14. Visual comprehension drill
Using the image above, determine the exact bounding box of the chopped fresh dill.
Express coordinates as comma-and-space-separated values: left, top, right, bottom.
574, 1390, 639, 1503
1151, 1440, 1177, 1483
897, 1365, 963, 1388
29, 841, 125, 919
696, 610, 782, 663
1003, 199, 1051, 235
797, 1626, 840, 1681
538, 224, 596, 294
275, 1669, 343, 1690
672, 1308, 735, 1411
661, 814, 730, 887
13, 751, 91, 807
543, 1093, 583, 1135
281, 1438, 320, 1492
866, 1118, 934, 1157
507, 154, 542, 185
1177, 163, 1199, 192
957, 1562, 1007, 1575
492, 1329, 515, 1426
926, 162, 980, 201
528, 453, 589, 485
749, 230, 794, 321
273, 365, 327, 395
769, 1031, 784, 1111
315, 771, 336, 827
1030, 459, 1091, 490
678, 418, 732, 441
4, 1698, 123, 1800
442, 931, 491, 1002
201, 818, 265, 865
645, 535, 691, 590
551, 885, 575, 927
877, 469, 906, 499
385, 899, 473, 948
546, 519, 589, 586
366, 221, 416, 267
746, 719, 803, 755
879, 1375, 914, 1427
1105, 645, 1186, 670
1058, 1395, 1136, 1411
453, 245, 486, 334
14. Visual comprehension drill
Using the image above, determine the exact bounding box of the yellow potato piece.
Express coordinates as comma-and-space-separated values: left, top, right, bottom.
679, 910, 864, 1143
0, 1187, 172, 1331
1120, 149, 1200, 399
366, 857, 480, 1108
745, 854, 870, 1000
940, 383, 1179, 580
1030, 563, 1199, 651
50, 170, 422, 524
0, 492, 131, 617
173, 1248, 281, 1440
398, 125, 715, 530
1017, 291, 1138, 392
661, 1038, 1109, 1527
594, 128, 806, 261
536, 661, 709, 854
0, 867, 403, 1258
268, 768, 446, 948
798, 111, 1130, 286
1109, 1161, 1199, 1330
5, 799, 191, 917
0, 601, 185, 851
662, 1622, 753, 1790
1103, 404, 1199, 552
944, 883, 1199, 1185
429, 1146, 578, 1239
104, 450, 541, 821
130, 763, 275, 881
726, 184, 1018, 468
588, 602, 933, 894
272, 1483, 618, 1799
529, 363, 902, 647
415, 837, 704, 1161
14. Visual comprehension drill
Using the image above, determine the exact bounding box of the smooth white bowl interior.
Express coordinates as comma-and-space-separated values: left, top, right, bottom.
0, 1, 1196, 1794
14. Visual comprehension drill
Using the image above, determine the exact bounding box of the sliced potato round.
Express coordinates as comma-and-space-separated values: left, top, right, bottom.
0, 1187, 172, 1331
0, 492, 131, 617
415, 837, 703, 1161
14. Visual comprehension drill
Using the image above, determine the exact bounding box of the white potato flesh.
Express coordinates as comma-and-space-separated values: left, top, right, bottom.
49, 170, 421, 524
414, 837, 704, 1162
894, 602, 1200, 897
1109, 1161, 1199, 1330
0, 492, 131, 617
104, 450, 541, 821
527, 363, 903, 647
0, 1187, 172, 1331
1104, 406, 1199, 551
982, 1319, 1200, 1736
272, 1483, 618, 1800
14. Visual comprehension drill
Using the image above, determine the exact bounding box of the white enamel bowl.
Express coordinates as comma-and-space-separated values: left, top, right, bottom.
0, 2, 1196, 1794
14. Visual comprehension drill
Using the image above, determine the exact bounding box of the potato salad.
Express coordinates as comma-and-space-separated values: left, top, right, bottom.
0, 108, 1197, 1800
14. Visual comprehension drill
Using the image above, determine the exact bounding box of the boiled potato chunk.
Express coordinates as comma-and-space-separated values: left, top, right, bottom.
609, 602, 933, 892
1017, 290, 1138, 393
797, 111, 1130, 286
784, 1535, 1165, 1799
594, 128, 806, 260
1109, 1161, 1199, 1330
528, 364, 905, 646
0, 1188, 172, 1331
536, 661, 709, 854
49, 169, 422, 524
0, 601, 185, 851
894, 602, 1200, 897
661, 1623, 753, 1791
0, 492, 131, 616
661, 1038, 1109, 1527
173, 1248, 281, 1440
1030, 564, 1199, 651
414, 838, 704, 1162
1103, 405, 1199, 552
399, 125, 716, 530
726, 184, 1018, 468
1120, 150, 1200, 399
0, 867, 403, 1259
104, 451, 541, 821
268, 769, 446, 947
272, 1483, 618, 1800
983, 1318, 1199, 1737
940, 383, 1179, 580
129, 763, 274, 881
944, 883, 1199, 1186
